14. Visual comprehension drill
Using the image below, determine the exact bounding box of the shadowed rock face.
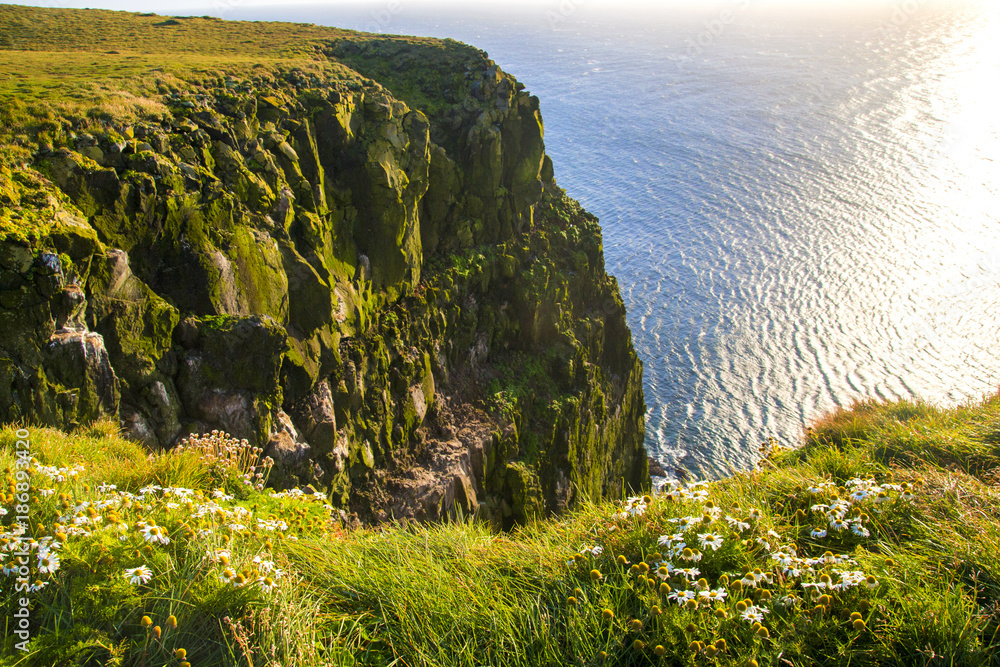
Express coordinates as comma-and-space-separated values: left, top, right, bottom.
0, 10, 648, 526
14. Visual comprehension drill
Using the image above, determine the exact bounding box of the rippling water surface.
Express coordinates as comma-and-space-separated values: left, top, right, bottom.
226, 2, 1000, 476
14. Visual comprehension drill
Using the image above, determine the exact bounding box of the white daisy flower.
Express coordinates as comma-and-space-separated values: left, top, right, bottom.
740, 569, 772, 588
253, 556, 277, 574
698, 533, 724, 551
37, 552, 60, 574
669, 589, 698, 606
829, 517, 848, 532
724, 515, 750, 532
699, 587, 727, 603
140, 524, 170, 545
740, 604, 769, 623
124, 565, 153, 585
258, 575, 277, 593
849, 522, 870, 537
771, 550, 795, 567
657, 532, 685, 546
28, 580, 50, 593
678, 547, 702, 562
670, 516, 697, 532
208, 549, 232, 564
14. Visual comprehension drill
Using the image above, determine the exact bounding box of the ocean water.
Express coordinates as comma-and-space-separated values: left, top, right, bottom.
204, 1, 1000, 478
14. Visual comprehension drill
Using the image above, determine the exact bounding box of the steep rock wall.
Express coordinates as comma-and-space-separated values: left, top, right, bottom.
0, 21, 648, 525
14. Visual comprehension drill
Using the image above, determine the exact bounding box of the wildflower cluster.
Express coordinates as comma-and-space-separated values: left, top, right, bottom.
563, 471, 917, 662
0, 447, 339, 631
799, 477, 913, 540
173, 430, 274, 491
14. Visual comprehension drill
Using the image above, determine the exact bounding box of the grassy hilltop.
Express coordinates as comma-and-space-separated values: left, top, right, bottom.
0, 5, 451, 147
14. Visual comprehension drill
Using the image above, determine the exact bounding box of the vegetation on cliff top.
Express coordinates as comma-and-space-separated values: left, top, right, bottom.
0, 5, 475, 161
3, 391, 1000, 666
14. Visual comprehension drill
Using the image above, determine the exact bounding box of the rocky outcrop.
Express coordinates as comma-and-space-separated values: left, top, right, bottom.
0, 7, 648, 526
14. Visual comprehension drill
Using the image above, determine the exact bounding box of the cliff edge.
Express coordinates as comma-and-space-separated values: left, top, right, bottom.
0, 5, 648, 525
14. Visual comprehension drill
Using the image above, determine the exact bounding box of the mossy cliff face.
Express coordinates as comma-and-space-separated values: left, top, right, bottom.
0, 8, 648, 525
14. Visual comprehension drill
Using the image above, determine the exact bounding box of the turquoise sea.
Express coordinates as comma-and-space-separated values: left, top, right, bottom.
198, 1, 999, 477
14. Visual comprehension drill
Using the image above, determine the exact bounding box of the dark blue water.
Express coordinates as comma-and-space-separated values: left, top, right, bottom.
168, 1, 1000, 477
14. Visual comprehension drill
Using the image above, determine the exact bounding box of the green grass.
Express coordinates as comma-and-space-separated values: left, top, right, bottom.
3, 392, 1000, 665
0, 4, 481, 167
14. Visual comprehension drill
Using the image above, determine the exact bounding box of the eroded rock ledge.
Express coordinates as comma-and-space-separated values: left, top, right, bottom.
0, 8, 648, 526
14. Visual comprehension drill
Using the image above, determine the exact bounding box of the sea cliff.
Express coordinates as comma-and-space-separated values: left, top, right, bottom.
0, 5, 648, 525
